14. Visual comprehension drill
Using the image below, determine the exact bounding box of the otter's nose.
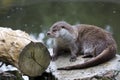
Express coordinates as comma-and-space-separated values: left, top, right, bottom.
47, 32, 51, 35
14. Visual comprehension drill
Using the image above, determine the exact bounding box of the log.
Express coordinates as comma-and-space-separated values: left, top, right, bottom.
48, 49, 120, 80
0, 27, 51, 77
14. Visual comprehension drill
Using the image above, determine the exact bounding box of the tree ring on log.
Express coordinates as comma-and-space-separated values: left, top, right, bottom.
18, 41, 51, 77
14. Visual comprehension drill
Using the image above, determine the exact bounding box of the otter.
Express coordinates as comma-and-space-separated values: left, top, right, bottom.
47, 21, 117, 70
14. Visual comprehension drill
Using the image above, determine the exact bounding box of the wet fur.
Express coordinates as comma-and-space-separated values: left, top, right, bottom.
47, 21, 79, 62
47, 21, 117, 70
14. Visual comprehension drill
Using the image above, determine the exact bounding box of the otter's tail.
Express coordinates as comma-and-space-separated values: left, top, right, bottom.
57, 46, 116, 70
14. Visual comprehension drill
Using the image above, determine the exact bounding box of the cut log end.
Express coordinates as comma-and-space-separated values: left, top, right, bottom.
18, 41, 51, 77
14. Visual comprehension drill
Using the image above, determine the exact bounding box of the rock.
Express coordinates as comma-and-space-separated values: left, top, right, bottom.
29, 72, 56, 80
0, 70, 24, 80
48, 49, 120, 80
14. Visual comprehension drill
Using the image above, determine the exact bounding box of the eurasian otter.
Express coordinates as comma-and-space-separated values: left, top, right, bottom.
47, 21, 117, 70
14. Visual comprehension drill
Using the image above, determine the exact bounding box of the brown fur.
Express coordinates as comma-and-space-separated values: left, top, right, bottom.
47, 21, 117, 70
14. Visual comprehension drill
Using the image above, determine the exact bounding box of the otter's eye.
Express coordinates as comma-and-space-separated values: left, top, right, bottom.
61, 26, 64, 28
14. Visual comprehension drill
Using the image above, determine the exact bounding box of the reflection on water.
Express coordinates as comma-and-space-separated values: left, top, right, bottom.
0, 1, 120, 53
105, 25, 113, 33
30, 32, 53, 48
30, 33, 45, 43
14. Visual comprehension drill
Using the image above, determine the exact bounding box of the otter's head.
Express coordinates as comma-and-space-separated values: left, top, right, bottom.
47, 21, 73, 38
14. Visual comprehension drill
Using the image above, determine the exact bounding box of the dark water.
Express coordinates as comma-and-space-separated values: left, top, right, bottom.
0, 1, 120, 53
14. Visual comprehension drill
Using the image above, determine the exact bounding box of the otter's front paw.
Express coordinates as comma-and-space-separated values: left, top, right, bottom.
69, 56, 77, 62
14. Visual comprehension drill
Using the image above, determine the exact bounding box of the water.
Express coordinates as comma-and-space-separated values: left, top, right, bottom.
0, 1, 120, 79
0, 1, 120, 51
